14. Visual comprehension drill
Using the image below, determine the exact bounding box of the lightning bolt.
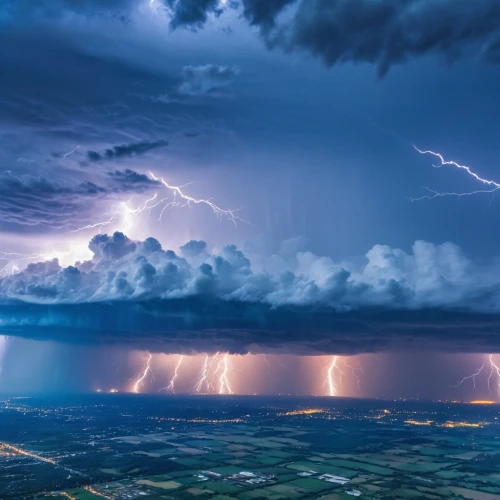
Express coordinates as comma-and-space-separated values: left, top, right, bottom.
63, 145, 80, 159
341, 358, 363, 390
73, 193, 165, 233
72, 171, 248, 234
325, 356, 342, 397
455, 362, 485, 390
487, 355, 500, 397
456, 355, 500, 399
411, 146, 500, 201
133, 353, 153, 393
324, 356, 363, 397
161, 355, 184, 393
195, 352, 219, 393
149, 172, 248, 226
215, 354, 233, 394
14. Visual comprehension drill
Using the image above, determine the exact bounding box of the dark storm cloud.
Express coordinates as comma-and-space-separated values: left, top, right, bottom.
107, 169, 161, 188
0, 0, 135, 21
0, 170, 157, 229
0, 171, 105, 229
2, 232, 500, 354
179, 65, 240, 96
170, 0, 500, 75
0, 28, 179, 134
5, 0, 500, 76
165, 0, 223, 29
240, 0, 296, 32
86, 140, 168, 163
276, 0, 500, 76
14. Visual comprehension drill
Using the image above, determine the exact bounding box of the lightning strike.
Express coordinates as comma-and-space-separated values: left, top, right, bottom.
455, 363, 485, 389
455, 355, 500, 399
72, 171, 248, 235
132, 353, 153, 393
149, 172, 248, 226
63, 145, 80, 159
323, 356, 363, 396
411, 146, 500, 201
487, 355, 500, 397
215, 354, 233, 394
325, 356, 342, 397
195, 353, 219, 393
341, 359, 363, 390
161, 355, 184, 393
73, 193, 164, 233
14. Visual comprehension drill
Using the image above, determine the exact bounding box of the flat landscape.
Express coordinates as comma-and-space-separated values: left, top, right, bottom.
0, 396, 499, 499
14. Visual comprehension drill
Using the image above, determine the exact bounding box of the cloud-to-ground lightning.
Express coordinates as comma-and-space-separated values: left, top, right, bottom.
214, 354, 233, 394
195, 353, 219, 393
487, 355, 500, 397
324, 356, 363, 397
161, 355, 184, 393
132, 353, 153, 393
342, 358, 364, 390
325, 356, 342, 397
455, 355, 500, 399
411, 146, 500, 201
455, 363, 485, 390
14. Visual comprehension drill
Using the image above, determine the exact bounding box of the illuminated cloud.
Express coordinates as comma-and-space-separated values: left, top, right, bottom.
0, 169, 159, 231
1, 232, 500, 354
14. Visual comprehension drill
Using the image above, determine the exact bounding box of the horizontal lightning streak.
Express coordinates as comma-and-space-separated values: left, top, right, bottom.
411, 147, 500, 201
149, 172, 249, 226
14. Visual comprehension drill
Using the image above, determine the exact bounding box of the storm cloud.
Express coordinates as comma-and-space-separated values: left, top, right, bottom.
0, 170, 158, 230
1, 232, 500, 354
172, 0, 500, 75
5, 0, 500, 76
178, 65, 240, 96
86, 140, 168, 163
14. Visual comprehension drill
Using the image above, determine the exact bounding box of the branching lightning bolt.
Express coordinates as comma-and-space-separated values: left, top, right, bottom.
325, 356, 343, 397
411, 146, 500, 201
341, 359, 363, 390
456, 355, 500, 399
215, 354, 233, 394
133, 353, 153, 394
455, 363, 485, 390
73, 193, 165, 233
324, 356, 363, 397
149, 172, 248, 226
195, 353, 219, 393
161, 355, 184, 393
73, 171, 248, 234
487, 355, 500, 397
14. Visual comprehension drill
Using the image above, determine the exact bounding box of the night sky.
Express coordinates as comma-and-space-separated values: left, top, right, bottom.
1, 0, 500, 398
